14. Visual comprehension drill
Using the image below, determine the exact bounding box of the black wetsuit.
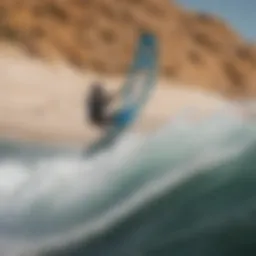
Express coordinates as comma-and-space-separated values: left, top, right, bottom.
87, 85, 110, 126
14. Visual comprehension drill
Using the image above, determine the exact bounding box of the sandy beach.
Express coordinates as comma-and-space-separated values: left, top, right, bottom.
0, 52, 231, 147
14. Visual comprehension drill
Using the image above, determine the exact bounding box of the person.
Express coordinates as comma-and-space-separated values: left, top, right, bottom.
86, 81, 136, 129
86, 82, 113, 127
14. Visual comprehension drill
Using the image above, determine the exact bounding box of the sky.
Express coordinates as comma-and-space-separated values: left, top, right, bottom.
176, 0, 256, 41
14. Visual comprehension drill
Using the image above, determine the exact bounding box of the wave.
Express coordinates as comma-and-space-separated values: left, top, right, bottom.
0, 102, 255, 256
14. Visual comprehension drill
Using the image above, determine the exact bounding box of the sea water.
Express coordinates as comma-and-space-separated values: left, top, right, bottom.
0, 102, 255, 256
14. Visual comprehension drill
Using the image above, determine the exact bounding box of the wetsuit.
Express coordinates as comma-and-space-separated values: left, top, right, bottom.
87, 84, 110, 126
87, 83, 136, 129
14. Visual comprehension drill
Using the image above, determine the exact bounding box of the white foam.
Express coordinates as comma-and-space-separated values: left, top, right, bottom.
0, 102, 255, 255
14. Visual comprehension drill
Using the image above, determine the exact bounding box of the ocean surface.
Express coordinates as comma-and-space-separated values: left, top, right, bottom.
0, 102, 256, 256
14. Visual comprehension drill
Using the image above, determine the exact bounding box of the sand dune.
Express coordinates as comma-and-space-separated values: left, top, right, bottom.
0, 0, 255, 98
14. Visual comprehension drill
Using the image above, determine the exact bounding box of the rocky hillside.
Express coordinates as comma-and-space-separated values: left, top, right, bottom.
0, 0, 255, 98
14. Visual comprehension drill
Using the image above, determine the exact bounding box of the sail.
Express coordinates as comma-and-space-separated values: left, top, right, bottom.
85, 33, 159, 156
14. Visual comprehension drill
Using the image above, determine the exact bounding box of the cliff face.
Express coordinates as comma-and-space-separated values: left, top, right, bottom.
0, 0, 255, 98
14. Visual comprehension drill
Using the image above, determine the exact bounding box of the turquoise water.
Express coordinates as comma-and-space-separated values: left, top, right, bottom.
0, 103, 256, 256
